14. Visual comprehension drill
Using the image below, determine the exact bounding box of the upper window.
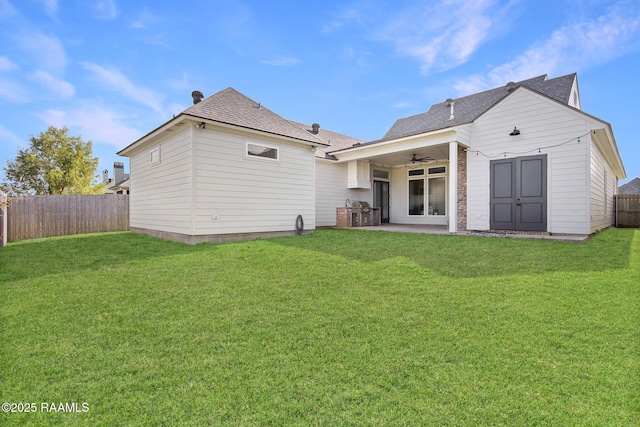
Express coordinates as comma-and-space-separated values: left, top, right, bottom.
150, 146, 160, 165
408, 169, 424, 176
373, 169, 389, 179
247, 142, 278, 160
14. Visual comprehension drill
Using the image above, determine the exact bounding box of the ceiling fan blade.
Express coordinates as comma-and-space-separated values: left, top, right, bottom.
411, 153, 433, 162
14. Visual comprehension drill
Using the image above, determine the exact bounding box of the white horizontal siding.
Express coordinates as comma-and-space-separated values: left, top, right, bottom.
589, 141, 616, 233
129, 127, 193, 234
466, 88, 591, 234
454, 124, 473, 147
315, 160, 371, 226
193, 129, 316, 234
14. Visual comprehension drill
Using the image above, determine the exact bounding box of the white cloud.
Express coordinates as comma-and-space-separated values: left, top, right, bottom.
30, 70, 74, 98
0, 123, 21, 145
392, 102, 412, 109
453, 1, 640, 95
139, 32, 169, 47
0, 55, 17, 71
323, 3, 372, 33
130, 8, 156, 29
15, 31, 68, 74
0, 0, 17, 19
169, 72, 191, 92
261, 56, 301, 67
0, 77, 27, 102
40, 0, 58, 17
40, 105, 141, 148
81, 62, 166, 115
375, 0, 509, 74
93, 0, 118, 21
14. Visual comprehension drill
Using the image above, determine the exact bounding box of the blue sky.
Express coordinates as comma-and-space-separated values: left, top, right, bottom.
1, 0, 639, 184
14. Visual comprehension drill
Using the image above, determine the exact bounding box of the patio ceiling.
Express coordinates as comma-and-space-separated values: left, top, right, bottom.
363, 144, 450, 168
330, 128, 459, 168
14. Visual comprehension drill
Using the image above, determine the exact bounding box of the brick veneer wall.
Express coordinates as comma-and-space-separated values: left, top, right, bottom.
457, 144, 467, 231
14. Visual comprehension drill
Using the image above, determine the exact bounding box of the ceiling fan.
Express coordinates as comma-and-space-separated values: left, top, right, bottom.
410, 153, 433, 163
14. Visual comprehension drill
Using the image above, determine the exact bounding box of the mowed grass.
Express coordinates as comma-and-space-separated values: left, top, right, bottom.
1, 228, 638, 426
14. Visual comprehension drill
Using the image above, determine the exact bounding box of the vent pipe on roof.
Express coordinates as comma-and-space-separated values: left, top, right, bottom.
312, 123, 320, 134
506, 82, 516, 92
445, 98, 455, 120
191, 90, 204, 105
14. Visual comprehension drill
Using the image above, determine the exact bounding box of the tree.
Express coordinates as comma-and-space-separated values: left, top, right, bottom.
2, 126, 104, 195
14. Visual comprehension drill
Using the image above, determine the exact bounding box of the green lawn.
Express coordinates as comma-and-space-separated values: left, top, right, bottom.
1, 228, 638, 426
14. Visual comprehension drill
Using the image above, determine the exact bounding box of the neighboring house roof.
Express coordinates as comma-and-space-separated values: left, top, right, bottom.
108, 177, 130, 190
103, 176, 130, 193
290, 121, 366, 160
383, 73, 577, 140
619, 178, 640, 195
119, 87, 328, 157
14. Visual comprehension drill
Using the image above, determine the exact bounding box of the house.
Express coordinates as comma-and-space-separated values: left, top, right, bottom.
117, 88, 329, 243
118, 73, 626, 243
619, 178, 640, 195
102, 162, 130, 194
318, 73, 625, 236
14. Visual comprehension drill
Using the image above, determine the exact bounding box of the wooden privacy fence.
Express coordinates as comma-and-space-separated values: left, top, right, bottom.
7, 194, 129, 241
0, 191, 7, 249
615, 195, 640, 228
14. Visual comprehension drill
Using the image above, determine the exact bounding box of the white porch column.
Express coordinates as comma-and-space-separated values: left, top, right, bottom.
448, 142, 458, 233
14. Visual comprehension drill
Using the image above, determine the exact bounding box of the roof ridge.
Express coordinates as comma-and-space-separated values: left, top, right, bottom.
183, 86, 328, 145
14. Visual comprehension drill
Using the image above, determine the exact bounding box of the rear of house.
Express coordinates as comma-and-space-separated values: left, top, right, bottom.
118, 73, 625, 243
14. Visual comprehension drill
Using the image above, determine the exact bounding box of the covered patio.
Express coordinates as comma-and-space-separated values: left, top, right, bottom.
329, 129, 467, 233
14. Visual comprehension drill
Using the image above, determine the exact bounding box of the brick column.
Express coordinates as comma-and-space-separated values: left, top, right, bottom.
336, 207, 350, 228
457, 145, 467, 231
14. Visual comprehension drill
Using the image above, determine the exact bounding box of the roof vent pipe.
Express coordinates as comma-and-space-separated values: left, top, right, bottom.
312, 123, 320, 134
506, 82, 516, 92
445, 98, 455, 120
191, 90, 204, 105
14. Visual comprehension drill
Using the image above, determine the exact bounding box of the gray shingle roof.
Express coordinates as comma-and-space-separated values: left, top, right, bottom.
183, 87, 328, 145
290, 121, 366, 159
619, 178, 640, 195
383, 73, 577, 140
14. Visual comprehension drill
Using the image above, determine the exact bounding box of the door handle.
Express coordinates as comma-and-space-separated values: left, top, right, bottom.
516, 198, 522, 206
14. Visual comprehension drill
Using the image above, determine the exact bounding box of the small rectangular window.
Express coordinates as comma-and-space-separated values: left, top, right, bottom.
428, 166, 446, 174
373, 169, 389, 179
150, 147, 160, 165
408, 169, 424, 176
247, 142, 278, 160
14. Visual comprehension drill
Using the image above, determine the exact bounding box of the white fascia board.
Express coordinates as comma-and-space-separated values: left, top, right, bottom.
331, 128, 457, 163
117, 115, 192, 157
118, 113, 328, 157
186, 115, 328, 148
592, 127, 626, 179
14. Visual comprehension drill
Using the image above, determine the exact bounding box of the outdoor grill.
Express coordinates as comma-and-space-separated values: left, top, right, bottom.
336, 201, 381, 228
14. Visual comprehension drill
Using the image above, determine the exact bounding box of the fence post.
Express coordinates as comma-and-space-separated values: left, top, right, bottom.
0, 191, 6, 249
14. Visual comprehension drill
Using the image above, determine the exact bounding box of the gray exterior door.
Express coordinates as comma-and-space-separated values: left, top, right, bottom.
490, 154, 547, 231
